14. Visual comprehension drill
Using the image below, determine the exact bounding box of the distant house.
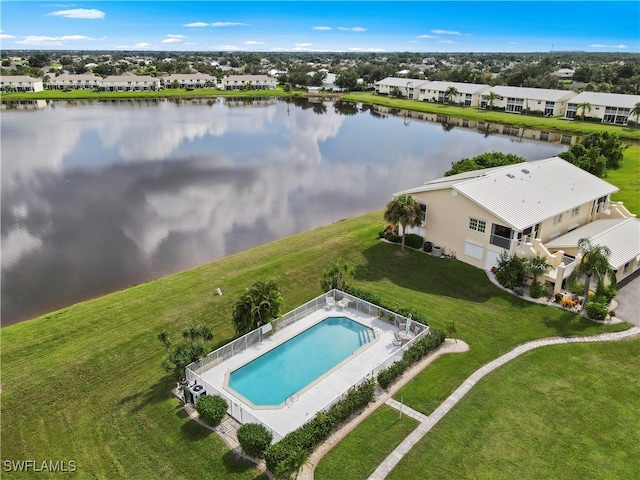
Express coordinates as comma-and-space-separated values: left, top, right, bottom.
398, 157, 638, 292
220, 75, 276, 91
100, 75, 160, 92
0, 75, 44, 92
552, 68, 575, 79
564, 91, 640, 125
48, 73, 102, 90
162, 73, 216, 89
374, 77, 429, 99
418, 81, 490, 106
480, 86, 577, 117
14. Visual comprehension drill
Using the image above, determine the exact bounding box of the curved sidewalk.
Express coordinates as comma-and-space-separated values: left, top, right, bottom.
368, 326, 640, 480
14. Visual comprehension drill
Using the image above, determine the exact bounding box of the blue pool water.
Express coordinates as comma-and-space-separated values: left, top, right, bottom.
228, 316, 373, 406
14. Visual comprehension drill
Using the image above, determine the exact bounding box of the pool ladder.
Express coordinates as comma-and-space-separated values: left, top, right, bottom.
285, 392, 300, 406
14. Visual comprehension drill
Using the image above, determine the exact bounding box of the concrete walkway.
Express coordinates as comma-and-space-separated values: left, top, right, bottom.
298, 338, 469, 480
367, 326, 640, 480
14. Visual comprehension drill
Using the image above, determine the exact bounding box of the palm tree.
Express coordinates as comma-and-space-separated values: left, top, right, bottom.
486, 91, 499, 110
232, 279, 283, 336
524, 255, 552, 285
444, 86, 459, 104
577, 102, 592, 121
383, 194, 423, 253
631, 102, 640, 127
569, 238, 616, 306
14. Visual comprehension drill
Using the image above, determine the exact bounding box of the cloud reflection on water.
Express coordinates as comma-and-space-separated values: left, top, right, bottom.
1, 98, 564, 325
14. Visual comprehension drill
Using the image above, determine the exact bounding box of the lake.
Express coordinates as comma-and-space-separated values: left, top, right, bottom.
1, 97, 567, 325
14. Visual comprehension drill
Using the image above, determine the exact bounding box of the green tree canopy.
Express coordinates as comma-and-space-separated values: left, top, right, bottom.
559, 132, 626, 176
445, 152, 526, 176
232, 279, 284, 336
383, 194, 423, 252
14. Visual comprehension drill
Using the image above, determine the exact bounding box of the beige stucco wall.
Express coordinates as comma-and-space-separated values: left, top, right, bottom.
411, 188, 506, 270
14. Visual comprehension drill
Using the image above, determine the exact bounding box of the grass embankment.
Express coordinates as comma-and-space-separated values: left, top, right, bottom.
388, 340, 640, 480
0, 210, 631, 479
314, 405, 419, 480
0, 86, 294, 101
609, 145, 640, 212
343, 92, 640, 142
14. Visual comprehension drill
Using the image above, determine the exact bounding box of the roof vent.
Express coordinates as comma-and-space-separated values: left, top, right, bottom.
521, 168, 530, 174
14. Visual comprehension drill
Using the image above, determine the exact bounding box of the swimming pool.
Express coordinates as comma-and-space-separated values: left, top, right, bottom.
227, 316, 374, 406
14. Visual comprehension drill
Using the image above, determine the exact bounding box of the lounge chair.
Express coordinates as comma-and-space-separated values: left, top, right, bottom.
337, 298, 349, 310
326, 295, 336, 310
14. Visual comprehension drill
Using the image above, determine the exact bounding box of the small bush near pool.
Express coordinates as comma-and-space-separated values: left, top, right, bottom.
237, 423, 273, 458
195, 395, 228, 426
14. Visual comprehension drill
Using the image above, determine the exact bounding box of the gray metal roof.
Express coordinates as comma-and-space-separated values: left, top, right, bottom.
545, 218, 640, 269
419, 81, 490, 94
487, 85, 576, 102
567, 91, 640, 109
375, 77, 428, 88
399, 157, 619, 231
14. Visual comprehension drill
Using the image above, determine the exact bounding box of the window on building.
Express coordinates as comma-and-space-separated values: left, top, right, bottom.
469, 217, 486, 233
553, 213, 563, 225
571, 207, 580, 217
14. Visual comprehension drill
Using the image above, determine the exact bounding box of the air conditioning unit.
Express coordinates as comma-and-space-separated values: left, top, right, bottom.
188, 384, 207, 404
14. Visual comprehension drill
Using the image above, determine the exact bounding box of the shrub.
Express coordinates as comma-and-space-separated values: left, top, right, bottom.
237, 423, 273, 458
264, 379, 375, 476
597, 283, 617, 304
585, 301, 609, 321
529, 282, 544, 299
568, 280, 585, 296
404, 233, 424, 250
195, 395, 228, 426
377, 329, 445, 390
561, 297, 579, 309
494, 252, 526, 290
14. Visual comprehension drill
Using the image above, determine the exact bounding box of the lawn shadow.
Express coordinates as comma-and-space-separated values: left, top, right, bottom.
118, 375, 176, 413
180, 415, 213, 441
221, 450, 258, 475
355, 241, 500, 304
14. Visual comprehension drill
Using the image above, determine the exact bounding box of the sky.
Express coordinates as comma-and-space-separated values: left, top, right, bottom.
1, 1, 639, 53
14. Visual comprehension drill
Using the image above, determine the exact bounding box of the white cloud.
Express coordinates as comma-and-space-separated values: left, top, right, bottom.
245, 40, 264, 45
184, 22, 209, 27
166, 34, 185, 39
590, 43, 628, 49
16, 34, 95, 46
338, 26, 366, 32
438, 40, 458, 45
47, 8, 105, 19
349, 47, 386, 52
313, 26, 332, 31
212, 22, 248, 27
294, 43, 312, 48
135, 42, 152, 49
0, 33, 16, 39
431, 29, 470, 36
162, 38, 182, 44
417, 34, 437, 39
215, 44, 241, 50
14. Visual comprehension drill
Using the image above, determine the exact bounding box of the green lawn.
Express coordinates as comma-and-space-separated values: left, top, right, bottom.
609, 145, 640, 213
0, 210, 631, 478
315, 405, 419, 480
387, 339, 640, 480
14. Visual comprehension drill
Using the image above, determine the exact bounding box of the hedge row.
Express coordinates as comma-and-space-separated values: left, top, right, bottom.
264, 379, 375, 477
343, 285, 430, 326
377, 329, 446, 389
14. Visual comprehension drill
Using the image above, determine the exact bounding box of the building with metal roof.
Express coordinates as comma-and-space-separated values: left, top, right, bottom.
565, 91, 640, 125
397, 157, 638, 291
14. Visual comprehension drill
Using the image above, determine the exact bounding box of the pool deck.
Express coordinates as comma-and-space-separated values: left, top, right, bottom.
199, 306, 408, 438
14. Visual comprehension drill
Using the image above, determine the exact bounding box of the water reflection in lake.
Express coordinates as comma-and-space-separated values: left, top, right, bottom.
1, 97, 567, 325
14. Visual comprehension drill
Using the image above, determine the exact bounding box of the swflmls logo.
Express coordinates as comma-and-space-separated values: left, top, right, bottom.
3, 460, 77, 472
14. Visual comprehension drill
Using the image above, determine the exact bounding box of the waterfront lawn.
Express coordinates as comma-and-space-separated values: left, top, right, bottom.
343, 92, 640, 142
609, 145, 640, 214
387, 339, 640, 480
0, 212, 631, 478
315, 405, 418, 480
